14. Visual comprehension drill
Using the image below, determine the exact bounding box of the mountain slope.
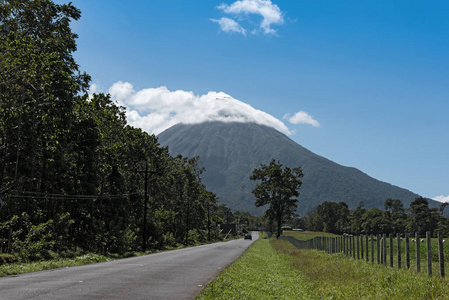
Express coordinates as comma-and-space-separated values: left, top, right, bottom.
158, 122, 432, 216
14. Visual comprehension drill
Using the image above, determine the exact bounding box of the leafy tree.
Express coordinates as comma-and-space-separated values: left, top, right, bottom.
384, 198, 406, 233
304, 210, 324, 232
407, 197, 439, 236
316, 201, 349, 234
361, 208, 391, 234
0, 0, 90, 198
0, 0, 228, 258
250, 159, 303, 238
350, 201, 366, 234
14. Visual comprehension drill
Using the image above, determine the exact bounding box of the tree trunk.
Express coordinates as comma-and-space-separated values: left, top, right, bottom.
277, 203, 282, 238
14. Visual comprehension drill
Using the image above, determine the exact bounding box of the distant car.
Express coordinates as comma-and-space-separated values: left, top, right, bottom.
244, 233, 252, 240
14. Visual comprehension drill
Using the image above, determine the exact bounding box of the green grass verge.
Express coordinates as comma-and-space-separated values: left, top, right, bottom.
272, 238, 449, 299
197, 233, 449, 300
283, 230, 338, 240
196, 237, 315, 300
284, 230, 449, 276
0, 253, 111, 277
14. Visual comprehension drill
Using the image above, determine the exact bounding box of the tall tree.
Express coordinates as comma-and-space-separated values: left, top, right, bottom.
317, 201, 349, 234
250, 159, 303, 238
384, 198, 406, 233
0, 0, 90, 198
408, 197, 439, 236
0, 0, 225, 257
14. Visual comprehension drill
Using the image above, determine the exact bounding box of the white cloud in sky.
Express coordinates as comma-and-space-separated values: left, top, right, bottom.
212, 0, 284, 35
284, 111, 320, 127
433, 195, 449, 203
210, 17, 247, 35
108, 81, 134, 102
108, 81, 295, 135
88, 83, 101, 100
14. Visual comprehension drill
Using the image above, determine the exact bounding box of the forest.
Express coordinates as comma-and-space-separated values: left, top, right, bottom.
301, 197, 449, 237
0, 0, 241, 262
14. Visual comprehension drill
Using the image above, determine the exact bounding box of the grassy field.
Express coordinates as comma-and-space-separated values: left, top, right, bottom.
196, 232, 315, 299
284, 230, 449, 276
283, 230, 338, 240
196, 232, 449, 300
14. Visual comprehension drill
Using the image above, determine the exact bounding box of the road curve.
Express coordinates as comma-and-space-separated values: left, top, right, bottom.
0, 232, 258, 300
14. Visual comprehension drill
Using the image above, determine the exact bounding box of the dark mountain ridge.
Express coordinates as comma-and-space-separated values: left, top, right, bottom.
158, 121, 437, 216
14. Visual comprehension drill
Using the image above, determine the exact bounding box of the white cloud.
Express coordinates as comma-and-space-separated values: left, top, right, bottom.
433, 195, 449, 203
284, 111, 320, 127
108, 81, 134, 104
108, 82, 292, 135
88, 83, 102, 100
213, 0, 284, 35
210, 17, 246, 35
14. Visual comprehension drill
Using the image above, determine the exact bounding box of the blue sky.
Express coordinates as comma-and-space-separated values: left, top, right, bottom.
58, 0, 449, 202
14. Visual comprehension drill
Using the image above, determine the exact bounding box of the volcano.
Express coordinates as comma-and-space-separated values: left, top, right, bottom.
158, 121, 433, 216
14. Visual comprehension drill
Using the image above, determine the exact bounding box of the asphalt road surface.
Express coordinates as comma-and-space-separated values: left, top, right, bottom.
0, 232, 258, 300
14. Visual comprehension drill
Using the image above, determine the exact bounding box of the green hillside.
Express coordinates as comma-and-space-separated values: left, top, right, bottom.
158, 122, 435, 216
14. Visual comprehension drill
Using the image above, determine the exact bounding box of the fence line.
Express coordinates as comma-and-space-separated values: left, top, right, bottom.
280, 231, 446, 278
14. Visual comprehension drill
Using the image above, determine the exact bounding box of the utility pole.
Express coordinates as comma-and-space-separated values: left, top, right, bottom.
207, 201, 211, 242
143, 164, 149, 252
136, 163, 159, 252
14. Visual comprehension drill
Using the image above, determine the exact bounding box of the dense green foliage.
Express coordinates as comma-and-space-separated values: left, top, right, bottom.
304, 197, 449, 237
157, 122, 441, 216
0, 252, 111, 277
0, 0, 227, 261
250, 159, 303, 237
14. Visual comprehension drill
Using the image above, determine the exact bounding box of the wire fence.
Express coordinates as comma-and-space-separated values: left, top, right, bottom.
281, 231, 446, 277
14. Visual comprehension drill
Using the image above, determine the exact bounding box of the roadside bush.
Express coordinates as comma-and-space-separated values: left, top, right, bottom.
163, 232, 177, 247
0, 254, 17, 265
188, 229, 200, 245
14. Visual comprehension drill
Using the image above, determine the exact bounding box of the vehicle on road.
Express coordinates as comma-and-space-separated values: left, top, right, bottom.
244, 233, 252, 240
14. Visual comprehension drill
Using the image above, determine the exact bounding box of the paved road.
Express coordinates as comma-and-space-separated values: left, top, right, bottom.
0, 232, 258, 300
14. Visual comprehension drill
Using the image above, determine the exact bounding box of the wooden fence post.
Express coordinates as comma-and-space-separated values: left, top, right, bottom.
371, 234, 374, 263
397, 233, 401, 269
389, 233, 393, 267
347, 235, 350, 256
383, 234, 387, 266
380, 235, 383, 264
438, 232, 444, 277
352, 235, 356, 259
366, 235, 369, 262
405, 233, 410, 269
416, 232, 420, 273
427, 231, 432, 276
360, 235, 363, 260
377, 234, 381, 264
357, 235, 360, 259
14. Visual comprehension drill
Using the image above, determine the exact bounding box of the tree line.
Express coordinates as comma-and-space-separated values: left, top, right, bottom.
0, 0, 234, 261
302, 197, 449, 237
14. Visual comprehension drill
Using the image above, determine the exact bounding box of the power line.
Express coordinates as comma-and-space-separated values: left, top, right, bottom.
7, 190, 136, 201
